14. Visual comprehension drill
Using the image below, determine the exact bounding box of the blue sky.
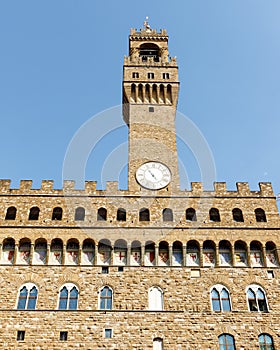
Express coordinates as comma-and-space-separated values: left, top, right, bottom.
0, 1, 280, 197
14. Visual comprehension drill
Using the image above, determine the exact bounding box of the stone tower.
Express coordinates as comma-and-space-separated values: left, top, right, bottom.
122, 20, 180, 192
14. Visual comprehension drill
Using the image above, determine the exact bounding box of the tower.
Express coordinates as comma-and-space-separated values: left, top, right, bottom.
122, 20, 180, 192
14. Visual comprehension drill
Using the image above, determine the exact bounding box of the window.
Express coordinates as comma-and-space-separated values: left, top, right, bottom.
132, 72, 139, 78
117, 208, 126, 221
163, 72, 170, 79
60, 331, 68, 341
186, 208, 197, 221
52, 207, 63, 220
218, 334, 236, 350
58, 284, 79, 310
17, 283, 38, 310
102, 266, 109, 274
28, 206, 40, 220
148, 72, 154, 79
258, 334, 275, 350
100, 286, 113, 310
209, 208, 220, 222
97, 207, 107, 221
5, 206, 17, 220
140, 43, 160, 62
75, 207, 85, 221
232, 208, 244, 222
162, 208, 173, 221
148, 286, 163, 310
104, 329, 112, 338
139, 208, 150, 221
211, 285, 231, 311
255, 208, 267, 222
153, 337, 163, 350
247, 285, 268, 312
149, 106, 154, 112
17, 330, 25, 341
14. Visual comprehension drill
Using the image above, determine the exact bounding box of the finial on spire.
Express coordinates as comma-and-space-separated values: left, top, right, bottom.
143, 16, 151, 31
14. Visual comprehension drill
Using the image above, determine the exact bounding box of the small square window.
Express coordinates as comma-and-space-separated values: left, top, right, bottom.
267, 270, 274, 279
102, 266, 109, 274
60, 331, 68, 341
17, 330, 25, 341
104, 328, 112, 338
149, 107, 154, 112
163, 73, 170, 79
148, 73, 154, 79
190, 269, 201, 278
118, 266, 124, 272
132, 72, 139, 78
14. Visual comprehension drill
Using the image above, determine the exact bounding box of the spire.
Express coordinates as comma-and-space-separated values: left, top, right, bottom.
143, 16, 151, 32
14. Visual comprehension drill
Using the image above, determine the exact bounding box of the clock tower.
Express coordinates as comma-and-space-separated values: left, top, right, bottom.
122, 20, 180, 192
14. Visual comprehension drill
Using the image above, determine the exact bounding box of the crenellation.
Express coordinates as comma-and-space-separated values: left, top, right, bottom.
236, 182, 251, 196
214, 182, 227, 195
41, 180, 54, 192
0, 179, 11, 193
19, 180, 33, 191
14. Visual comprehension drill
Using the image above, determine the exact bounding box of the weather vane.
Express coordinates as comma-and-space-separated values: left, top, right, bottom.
143, 16, 151, 30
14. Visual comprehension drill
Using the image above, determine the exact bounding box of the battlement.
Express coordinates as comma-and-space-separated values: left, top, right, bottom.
0, 180, 275, 198
130, 28, 168, 38
124, 55, 177, 66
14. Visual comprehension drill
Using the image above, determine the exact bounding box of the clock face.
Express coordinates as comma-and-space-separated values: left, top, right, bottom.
136, 162, 171, 190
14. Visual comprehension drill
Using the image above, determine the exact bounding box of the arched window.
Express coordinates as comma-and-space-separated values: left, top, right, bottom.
17, 283, 38, 310
209, 208, 220, 222
158, 241, 169, 266
218, 334, 236, 350
250, 241, 263, 267
219, 240, 232, 266
139, 43, 160, 62
66, 239, 79, 265
255, 208, 267, 222
58, 284, 79, 310
52, 207, 63, 220
82, 239, 95, 265
28, 206, 40, 220
234, 240, 248, 266
203, 240, 215, 267
186, 208, 197, 221
97, 207, 107, 221
247, 285, 268, 312
232, 208, 244, 222
99, 286, 113, 310
162, 208, 173, 222
186, 240, 200, 266
148, 286, 163, 310
258, 334, 275, 350
211, 285, 231, 311
139, 208, 150, 221
75, 207, 85, 221
2, 238, 15, 264
117, 208, 126, 221
5, 206, 17, 220
34, 239, 47, 265
153, 337, 163, 350
266, 241, 278, 267
18, 239, 31, 264
50, 238, 63, 265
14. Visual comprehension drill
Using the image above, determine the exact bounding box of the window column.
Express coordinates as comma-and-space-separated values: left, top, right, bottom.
182, 244, 187, 266
215, 244, 219, 267
127, 244, 131, 266
141, 245, 145, 266
46, 243, 51, 265
62, 244, 66, 265
29, 243, 34, 265
94, 244, 98, 265
231, 244, 236, 267
155, 245, 159, 266
78, 245, 82, 265
168, 245, 173, 266
14, 243, 19, 264
247, 245, 251, 267
262, 245, 267, 267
